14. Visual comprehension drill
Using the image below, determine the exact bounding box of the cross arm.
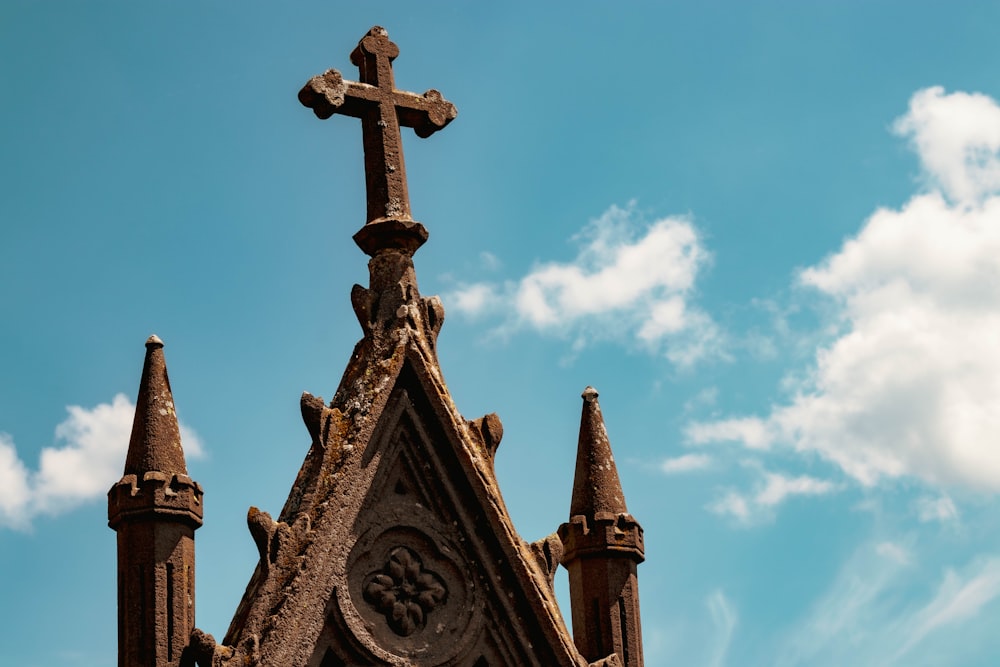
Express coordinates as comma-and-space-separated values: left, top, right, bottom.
297, 69, 350, 120
394, 89, 456, 138
298, 70, 456, 138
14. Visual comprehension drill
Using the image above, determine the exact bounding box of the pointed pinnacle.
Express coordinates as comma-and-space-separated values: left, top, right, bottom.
123, 335, 188, 477
570, 386, 629, 518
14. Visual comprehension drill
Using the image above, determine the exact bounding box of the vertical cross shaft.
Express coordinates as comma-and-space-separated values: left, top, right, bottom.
299, 26, 457, 255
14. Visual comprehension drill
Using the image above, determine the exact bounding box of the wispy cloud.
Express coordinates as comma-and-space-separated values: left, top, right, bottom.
0, 394, 203, 530
775, 544, 1000, 667
682, 386, 718, 413
755, 472, 837, 506
687, 417, 773, 450
897, 558, 1000, 659
660, 453, 713, 474
706, 590, 737, 667
774, 541, 907, 667
446, 203, 723, 366
478, 250, 502, 271
707, 490, 752, 522
687, 87, 1000, 493
708, 470, 838, 524
914, 495, 960, 523
876, 541, 912, 566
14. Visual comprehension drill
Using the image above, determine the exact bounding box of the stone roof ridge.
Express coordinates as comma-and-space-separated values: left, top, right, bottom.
122, 334, 189, 477
570, 386, 629, 518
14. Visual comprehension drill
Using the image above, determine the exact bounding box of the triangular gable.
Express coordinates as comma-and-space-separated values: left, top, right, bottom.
305, 380, 538, 664
217, 301, 583, 665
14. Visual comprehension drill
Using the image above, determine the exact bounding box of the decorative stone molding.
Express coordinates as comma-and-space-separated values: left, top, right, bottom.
107, 471, 203, 530
340, 511, 483, 664
363, 546, 447, 636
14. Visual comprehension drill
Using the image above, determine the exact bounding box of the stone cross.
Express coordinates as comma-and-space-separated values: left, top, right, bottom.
299, 26, 457, 254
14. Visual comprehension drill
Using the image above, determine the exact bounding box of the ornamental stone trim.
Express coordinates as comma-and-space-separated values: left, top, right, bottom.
363, 546, 447, 636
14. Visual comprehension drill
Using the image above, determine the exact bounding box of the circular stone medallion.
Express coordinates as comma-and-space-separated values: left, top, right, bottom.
341, 516, 482, 664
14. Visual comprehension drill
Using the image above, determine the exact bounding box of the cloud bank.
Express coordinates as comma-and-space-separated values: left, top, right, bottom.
447, 203, 721, 366
689, 87, 1000, 492
0, 394, 203, 529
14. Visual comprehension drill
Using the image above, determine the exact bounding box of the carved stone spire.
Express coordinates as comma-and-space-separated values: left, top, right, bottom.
560, 387, 645, 667
570, 386, 629, 518
123, 335, 188, 477
109, 336, 203, 667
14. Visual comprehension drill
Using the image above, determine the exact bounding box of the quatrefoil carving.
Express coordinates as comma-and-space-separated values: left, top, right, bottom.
363, 546, 447, 636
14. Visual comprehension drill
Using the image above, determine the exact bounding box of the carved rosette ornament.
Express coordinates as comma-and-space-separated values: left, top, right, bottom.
363, 547, 447, 636
341, 516, 483, 663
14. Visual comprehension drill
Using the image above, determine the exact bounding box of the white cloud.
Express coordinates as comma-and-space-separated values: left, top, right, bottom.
893, 86, 1000, 205
0, 394, 203, 530
660, 453, 712, 474
708, 470, 837, 524
0, 433, 31, 528
687, 417, 773, 450
447, 282, 499, 317
914, 495, 960, 523
689, 88, 1000, 492
447, 203, 722, 366
755, 471, 837, 507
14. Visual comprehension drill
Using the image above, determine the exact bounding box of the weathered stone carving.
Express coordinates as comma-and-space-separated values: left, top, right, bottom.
341, 454, 485, 664
110, 26, 645, 667
528, 532, 565, 587
363, 546, 447, 636
298, 25, 457, 255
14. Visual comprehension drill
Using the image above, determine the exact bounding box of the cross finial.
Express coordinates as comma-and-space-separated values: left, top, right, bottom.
299, 26, 457, 256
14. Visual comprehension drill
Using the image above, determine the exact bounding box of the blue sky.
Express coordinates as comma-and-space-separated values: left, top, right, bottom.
3, 2, 1000, 665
